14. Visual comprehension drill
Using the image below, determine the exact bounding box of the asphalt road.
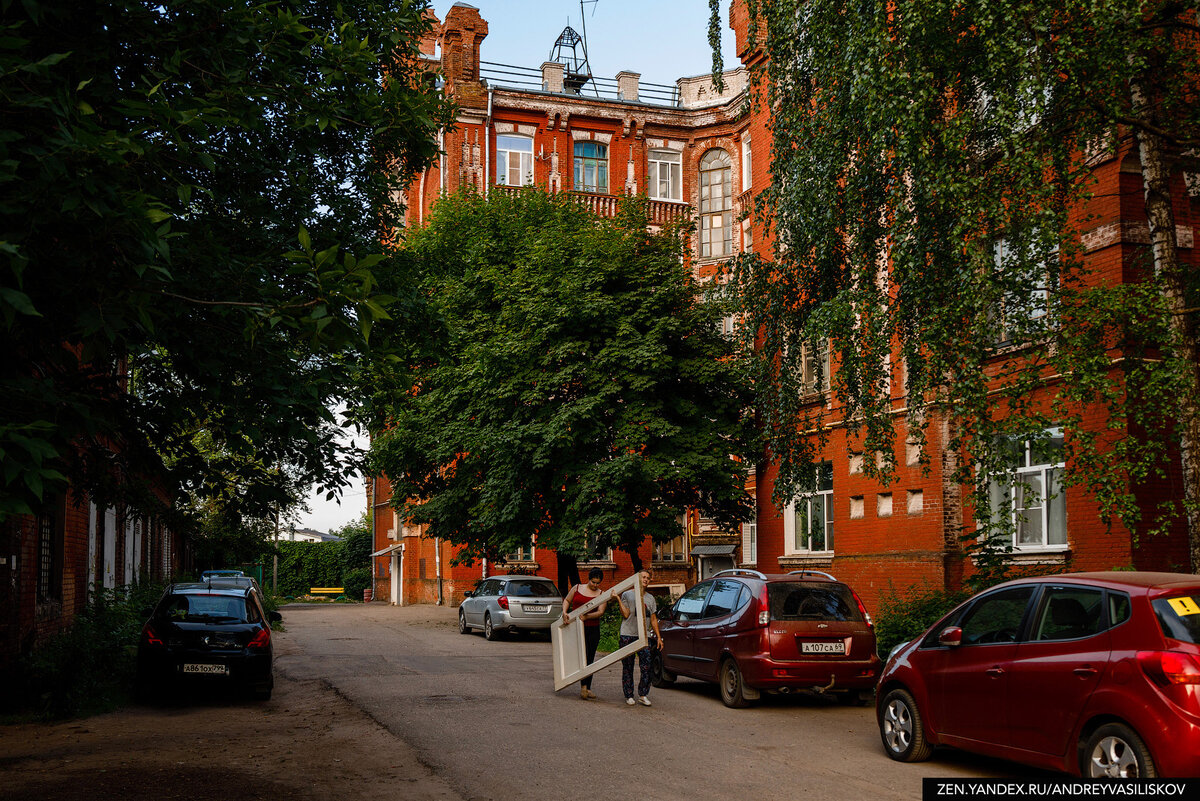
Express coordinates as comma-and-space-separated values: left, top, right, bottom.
275, 602, 1047, 801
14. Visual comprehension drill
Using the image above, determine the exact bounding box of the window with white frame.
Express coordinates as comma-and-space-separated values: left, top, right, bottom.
800, 339, 830, 396
699, 149, 732, 258
574, 141, 608, 193
741, 519, 757, 564
654, 532, 687, 562
505, 537, 535, 562
648, 149, 682, 202
496, 134, 534, 187
987, 428, 1067, 549
991, 231, 1056, 345
784, 462, 834, 553
740, 136, 752, 193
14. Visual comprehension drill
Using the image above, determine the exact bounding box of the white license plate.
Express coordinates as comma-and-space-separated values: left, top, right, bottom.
182, 663, 229, 675
524, 604, 549, 613
801, 641, 846, 655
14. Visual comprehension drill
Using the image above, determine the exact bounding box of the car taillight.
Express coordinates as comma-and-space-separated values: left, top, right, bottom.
851, 589, 873, 628
1139, 650, 1200, 686
141, 623, 164, 647
497, 595, 509, 610
758, 586, 770, 626
247, 627, 271, 649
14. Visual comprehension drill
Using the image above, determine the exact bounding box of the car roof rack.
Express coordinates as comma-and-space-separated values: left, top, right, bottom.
713, 568, 767, 580
788, 569, 837, 581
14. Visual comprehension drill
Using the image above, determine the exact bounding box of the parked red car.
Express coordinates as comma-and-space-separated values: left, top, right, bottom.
654, 569, 881, 707
877, 571, 1200, 777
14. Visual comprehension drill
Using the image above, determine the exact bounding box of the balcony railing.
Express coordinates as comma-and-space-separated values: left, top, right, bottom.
491, 185, 692, 225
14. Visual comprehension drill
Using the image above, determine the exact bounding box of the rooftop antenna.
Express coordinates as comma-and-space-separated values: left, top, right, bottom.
549, 0, 599, 96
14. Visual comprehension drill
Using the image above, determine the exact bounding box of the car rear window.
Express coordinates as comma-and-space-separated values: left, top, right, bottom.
506, 580, 558, 597
768, 583, 861, 623
163, 593, 250, 623
1153, 595, 1200, 644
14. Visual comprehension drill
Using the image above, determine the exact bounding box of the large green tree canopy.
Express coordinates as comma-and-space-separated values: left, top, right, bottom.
0, 1, 455, 523
730, 0, 1200, 565
368, 190, 756, 575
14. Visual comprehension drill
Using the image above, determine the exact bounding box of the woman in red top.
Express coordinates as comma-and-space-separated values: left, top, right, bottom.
561, 567, 608, 700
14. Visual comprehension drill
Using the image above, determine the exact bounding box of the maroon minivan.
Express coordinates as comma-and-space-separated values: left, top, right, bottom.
877, 571, 1200, 777
654, 569, 881, 707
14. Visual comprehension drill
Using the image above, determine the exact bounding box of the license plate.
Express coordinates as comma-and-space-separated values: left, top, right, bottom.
801, 641, 846, 655
524, 604, 549, 613
182, 663, 229, 675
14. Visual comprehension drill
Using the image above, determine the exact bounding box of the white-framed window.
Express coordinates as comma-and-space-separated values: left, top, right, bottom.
505, 537, 535, 562
654, 532, 687, 562
574, 141, 608, 193
496, 134, 534, 187
784, 462, 834, 554
987, 428, 1067, 549
741, 519, 757, 564
648, 149, 682, 202
800, 339, 830, 396
740, 135, 752, 193
699, 149, 732, 258
991, 233, 1055, 345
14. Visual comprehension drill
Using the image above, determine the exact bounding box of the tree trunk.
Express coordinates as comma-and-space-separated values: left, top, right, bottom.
1134, 123, 1200, 573
556, 551, 580, 595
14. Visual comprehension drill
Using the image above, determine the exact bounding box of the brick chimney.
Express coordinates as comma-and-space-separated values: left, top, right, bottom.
439, 3, 488, 86
616, 71, 640, 102
542, 61, 565, 94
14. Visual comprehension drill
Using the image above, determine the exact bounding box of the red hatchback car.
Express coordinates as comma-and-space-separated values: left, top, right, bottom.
876, 571, 1200, 778
655, 569, 881, 707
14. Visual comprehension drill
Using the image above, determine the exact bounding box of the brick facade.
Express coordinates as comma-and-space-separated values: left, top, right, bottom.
368, 3, 1195, 614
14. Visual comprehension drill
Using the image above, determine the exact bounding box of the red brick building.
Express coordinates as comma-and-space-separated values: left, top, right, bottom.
1, 491, 186, 668
369, 2, 1195, 611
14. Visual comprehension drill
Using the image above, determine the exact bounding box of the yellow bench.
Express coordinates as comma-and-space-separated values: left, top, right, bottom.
309, 587, 344, 594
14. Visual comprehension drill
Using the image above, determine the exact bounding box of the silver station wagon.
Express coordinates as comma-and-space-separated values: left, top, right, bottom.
458, 575, 563, 640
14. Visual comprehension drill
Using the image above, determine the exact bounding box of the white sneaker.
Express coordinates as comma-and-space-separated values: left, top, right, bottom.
626, 697, 636, 706
638, 696, 652, 707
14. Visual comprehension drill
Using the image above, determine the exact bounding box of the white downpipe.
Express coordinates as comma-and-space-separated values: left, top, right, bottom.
485, 85, 493, 198
439, 129, 445, 195
435, 536, 444, 605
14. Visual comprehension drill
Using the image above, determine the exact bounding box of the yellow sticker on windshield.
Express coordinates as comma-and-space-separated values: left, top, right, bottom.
1167, 597, 1200, 616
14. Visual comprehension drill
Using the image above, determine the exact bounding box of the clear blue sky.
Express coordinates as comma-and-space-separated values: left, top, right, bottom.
298, 0, 735, 535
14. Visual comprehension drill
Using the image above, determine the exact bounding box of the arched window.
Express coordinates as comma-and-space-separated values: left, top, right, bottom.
496, 135, 534, 186
574, 141, 608, 193
699, 149, 732, 258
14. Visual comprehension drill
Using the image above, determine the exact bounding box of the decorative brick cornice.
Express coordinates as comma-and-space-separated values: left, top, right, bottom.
1081, 222, 1194, 253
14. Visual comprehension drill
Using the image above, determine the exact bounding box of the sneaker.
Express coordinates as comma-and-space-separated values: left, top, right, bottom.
626, 697, 636, 706
638, 696, 652, 707
580, 688, 590, 700
583, 688, 597, 700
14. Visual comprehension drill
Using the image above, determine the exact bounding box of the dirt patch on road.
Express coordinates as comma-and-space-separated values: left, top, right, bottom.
0, 631, 464, 801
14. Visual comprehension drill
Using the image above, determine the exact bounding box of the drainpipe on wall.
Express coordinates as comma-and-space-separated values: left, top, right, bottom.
435, 536, 444, 605
439, 129, 445, 194
485, 85, 493, 198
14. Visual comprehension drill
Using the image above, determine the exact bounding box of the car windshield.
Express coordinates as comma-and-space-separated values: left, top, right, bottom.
163, 593, 248, 623
506, 580, 558, 597
768, 583, 861, 622
1153, 594, 1200, 644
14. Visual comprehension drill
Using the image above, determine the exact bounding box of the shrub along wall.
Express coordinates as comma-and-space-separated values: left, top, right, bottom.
272, 541, 343, 597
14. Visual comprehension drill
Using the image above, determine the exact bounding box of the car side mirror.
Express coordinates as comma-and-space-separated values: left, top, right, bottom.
268, 611, 282, 623
938, 626, 963, 647
463, 590, 474, 598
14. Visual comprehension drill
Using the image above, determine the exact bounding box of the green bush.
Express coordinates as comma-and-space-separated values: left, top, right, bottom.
271, 540, 343, 596
874, 583, 970, 659
343, 567, 372, 601
6, 581, 165, 720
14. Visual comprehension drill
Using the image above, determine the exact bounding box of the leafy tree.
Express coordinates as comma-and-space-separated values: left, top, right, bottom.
367, 190, 756, 587
334, 511, 373, 574
0, 1, 454, 527
726, 0, 1200, 569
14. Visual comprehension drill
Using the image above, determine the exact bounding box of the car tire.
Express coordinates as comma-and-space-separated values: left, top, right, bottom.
650, 649, 676, 687
484, 613, 500, 641
1082, 723, 1156, 778
458, 610, 471, 634
879, 688, 933, 762
719, 657, 753, 708
251, 686, 272, 701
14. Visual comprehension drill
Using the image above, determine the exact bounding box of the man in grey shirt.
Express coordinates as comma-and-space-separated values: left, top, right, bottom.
615, 570, 663, 707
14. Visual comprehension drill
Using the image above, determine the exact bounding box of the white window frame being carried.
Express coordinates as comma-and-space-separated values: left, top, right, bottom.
496, 134, 534, 187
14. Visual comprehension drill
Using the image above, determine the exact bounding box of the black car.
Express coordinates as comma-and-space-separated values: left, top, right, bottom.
137, 583, 282, 700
